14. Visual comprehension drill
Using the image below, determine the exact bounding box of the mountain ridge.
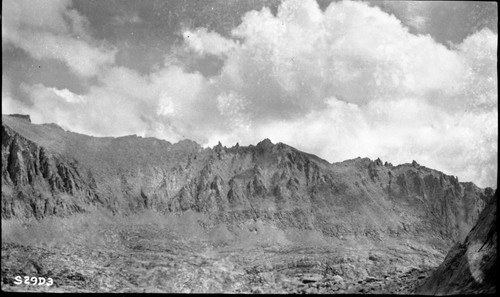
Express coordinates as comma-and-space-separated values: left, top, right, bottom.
1, 113, 497, 293
2, 114, 493, 246
1, 114, 479, 184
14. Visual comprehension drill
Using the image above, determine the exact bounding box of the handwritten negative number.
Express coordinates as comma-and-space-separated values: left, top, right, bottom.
13, 276, 53, 286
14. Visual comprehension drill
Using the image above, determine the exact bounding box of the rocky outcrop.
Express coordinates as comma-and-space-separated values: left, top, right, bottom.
1, 123, 100, 219
417, 190, 497, 295
8, 114, 31, 122
1, 114, 495, 246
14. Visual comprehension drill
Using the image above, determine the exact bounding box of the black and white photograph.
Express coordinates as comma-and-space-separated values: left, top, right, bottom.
1, 0, 497, 294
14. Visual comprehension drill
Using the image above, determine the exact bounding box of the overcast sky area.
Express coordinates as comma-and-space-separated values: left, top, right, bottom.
2, 0, 498, 188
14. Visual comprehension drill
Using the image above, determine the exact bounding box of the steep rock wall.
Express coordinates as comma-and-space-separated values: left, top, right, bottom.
2, 124, 100, 219
417, 191, 497, 295
1, 115, 494, 245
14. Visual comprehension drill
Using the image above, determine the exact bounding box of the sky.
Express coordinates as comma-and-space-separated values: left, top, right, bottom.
2, 0, 498, 188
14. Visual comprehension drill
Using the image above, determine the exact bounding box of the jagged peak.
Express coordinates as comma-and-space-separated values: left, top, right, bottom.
212, 141, 227, 156
177, 138, 198, 145
337, 157, 371, 166
175, 139, 201, 149
412, 160, 420, 168
257, 138, 274, 148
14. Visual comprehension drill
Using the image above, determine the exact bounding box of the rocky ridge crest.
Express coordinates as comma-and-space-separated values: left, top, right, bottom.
1, 114, 494, 246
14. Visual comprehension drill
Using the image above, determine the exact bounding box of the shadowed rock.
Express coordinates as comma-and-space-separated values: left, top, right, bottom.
417, 190, 497, 295
8, 114, 31, 122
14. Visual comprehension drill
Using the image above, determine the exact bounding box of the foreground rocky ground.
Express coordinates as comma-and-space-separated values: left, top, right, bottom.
2, 213, 438, 294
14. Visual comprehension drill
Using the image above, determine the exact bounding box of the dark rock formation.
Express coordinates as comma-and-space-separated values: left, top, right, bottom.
2, 123, 100, 219
8, 114, 31, 122
417, 190, 497, 295
1, 114, 495, 246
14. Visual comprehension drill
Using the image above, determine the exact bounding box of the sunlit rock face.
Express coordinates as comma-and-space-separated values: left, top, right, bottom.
417, 191, 497, 295
1, 123, 100, 218
2, 114, 494, 245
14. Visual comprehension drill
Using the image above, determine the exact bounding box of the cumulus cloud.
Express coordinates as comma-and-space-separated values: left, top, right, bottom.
454, 28, 498, 111
2, 0, 116, 77
183, 28, 238, 56
387, 1, 432, 33
197, 0, 496, 187
4, 0, 497, 188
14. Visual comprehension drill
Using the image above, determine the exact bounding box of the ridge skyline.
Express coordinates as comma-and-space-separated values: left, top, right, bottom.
2, 113, 477, 187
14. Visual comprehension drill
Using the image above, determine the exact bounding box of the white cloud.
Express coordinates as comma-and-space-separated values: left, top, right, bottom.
50, 88, 85, 104
2, 0, 116, 77
10, 64, 213, 142
183, 28, 238, 57
202, 0, 496, 187
5, 0, 497, 188
454, 28, 498, 111
394, 1, 432, 33
216, 92, 251, 129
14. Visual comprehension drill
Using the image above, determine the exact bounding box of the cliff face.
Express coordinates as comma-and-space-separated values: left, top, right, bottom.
417, 191, 497, 295
1, 114, 494, 245
1, 124, 100, 218
156, 142, 492, 244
